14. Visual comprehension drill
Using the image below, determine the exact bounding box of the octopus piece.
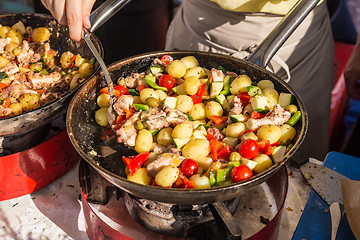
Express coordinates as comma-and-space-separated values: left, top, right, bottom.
113, 95, 134, 115
228, 95, 243, 116
207, 127, 225, 141
0, 38, 11, 54
209, 68, 225, 82
27, 71, 62, 89
143, 110, 171, 130
146, 153, 184, 178
150, 142, 167, 154
16, 41, 34, 66
116, 112, 140, 147
1, 81, 37, 99
0, 105, 12, 117
0, 62, 19, 75
246, 104, 291, 131
164, 107, 189, 125
124, 72, 146, 89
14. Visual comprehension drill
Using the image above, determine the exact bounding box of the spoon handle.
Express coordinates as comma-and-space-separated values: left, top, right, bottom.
330, 202, 341, 240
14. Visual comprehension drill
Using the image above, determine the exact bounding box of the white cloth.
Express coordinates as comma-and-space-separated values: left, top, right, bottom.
166, 0, 334, 159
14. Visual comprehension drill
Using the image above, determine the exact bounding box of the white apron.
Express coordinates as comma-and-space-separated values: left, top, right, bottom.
166, 0, 334, 160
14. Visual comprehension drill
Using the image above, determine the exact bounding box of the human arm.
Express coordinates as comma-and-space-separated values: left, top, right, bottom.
41, 0, 97, 41
344, 34, 360, 100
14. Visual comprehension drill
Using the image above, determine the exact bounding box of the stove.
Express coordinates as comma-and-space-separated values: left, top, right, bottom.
0, 116, 80, 201
79, 160, 288, 240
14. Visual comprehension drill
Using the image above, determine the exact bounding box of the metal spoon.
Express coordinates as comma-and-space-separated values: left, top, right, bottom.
83, 0, 132, 133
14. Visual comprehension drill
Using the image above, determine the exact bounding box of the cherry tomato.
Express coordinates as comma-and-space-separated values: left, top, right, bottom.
238, 139, 259, 159
160, 54, 173, 66
230, 165, 253, 183
158, 74, 176, 90
181, 158, 199, 177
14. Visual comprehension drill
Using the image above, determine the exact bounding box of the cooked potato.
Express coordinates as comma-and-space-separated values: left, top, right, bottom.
60, 51, 75, 69
184, 76, 201, 95
133, 96, 142, 104
189, 174, 211, 189
176, 95, 193, 113
182, 139, 210, 160
184, 66, 205, 79
189, 103, 207, 120
75, 54, 87, 67
155, 166, 179, 187
0, 56, 10, 68
263, 88, 279, 109
9, 102, 23, 116
7, 29, 23, 45
135, 129, 153, 153
0, 26, 11, 38
253, 154, 273, 173
172, 122, 193, 139
127, 168, 152, 185
278, 124, 296, 145
96, 93, 110, 108
157, 127, 173, 146
197, 156, 214, 172
156, 90, 167, 101
225, 122, 246, 138
205, 101, 223, 119
256, 124, 282, 144
180, 56, 199, 69
31, 27, 51, 42
19, 93, 40, 112
12, 21, 26, 35
69, 73, 82, 89
140, 88, 159, 103
95, 107, 108, 126
167, 60, 187, 78
5, 42, 19, 53
230, 74, 252, 94
79, 62, 94, 78
257, 80, 274, 90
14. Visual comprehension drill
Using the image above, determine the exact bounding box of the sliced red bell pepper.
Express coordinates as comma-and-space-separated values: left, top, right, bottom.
210, 115, 228, 125
116, 114, 125, 124
250, 111, 265, 119
178, 170, 194, 189
36, 88, 47, 95
114, 84, 129, 95
191, 83, 206, 104
206, 133, 217, 141
122, 152, 149, 176
264, 145, 277, 155
0, 82, 7, 89
209, 139, 223, 160
71, 55, 76, 67
1, 98, 10, 108
238, 92, 251, 106
138, 84, 145, 93
217, 144, 235, 160
256, 139, 270, 152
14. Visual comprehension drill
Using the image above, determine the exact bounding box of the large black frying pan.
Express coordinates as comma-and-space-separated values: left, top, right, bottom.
0, 13, 103, 137
67, 0, 319, 206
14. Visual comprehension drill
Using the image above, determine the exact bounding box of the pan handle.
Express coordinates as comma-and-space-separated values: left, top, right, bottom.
247, 0, 320, 68
89, 0, 132, 33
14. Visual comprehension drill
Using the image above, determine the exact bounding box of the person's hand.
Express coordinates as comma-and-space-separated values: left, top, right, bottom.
344, 35, 360, 101
41, 0, 96, 41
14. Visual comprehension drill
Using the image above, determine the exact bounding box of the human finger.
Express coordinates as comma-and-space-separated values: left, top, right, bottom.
65, 0, 84, 41
82, 0, 96, 29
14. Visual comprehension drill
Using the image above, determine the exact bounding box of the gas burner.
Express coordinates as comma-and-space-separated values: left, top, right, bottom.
79, 160, 289, 240
124, 192, 240, 237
